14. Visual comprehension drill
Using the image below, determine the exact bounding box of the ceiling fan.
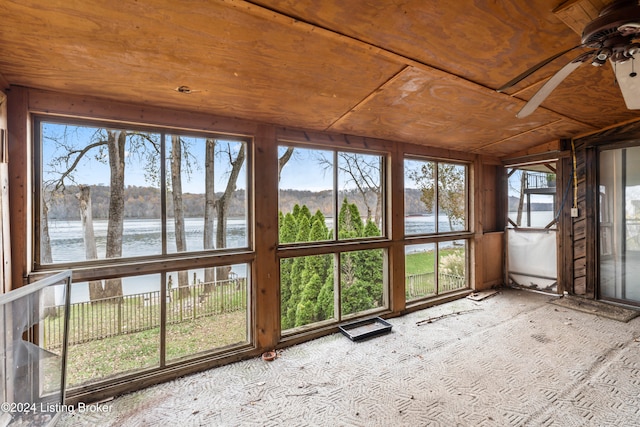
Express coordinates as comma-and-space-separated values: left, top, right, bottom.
498, 0, 640, 118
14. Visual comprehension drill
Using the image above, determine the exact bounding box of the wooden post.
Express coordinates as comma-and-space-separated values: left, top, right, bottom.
253, 124, 279, 349
7, 85, 28, 290
388, 143, 405, 312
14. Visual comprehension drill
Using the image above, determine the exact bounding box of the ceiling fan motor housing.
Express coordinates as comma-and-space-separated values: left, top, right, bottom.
581, 2, 640, 59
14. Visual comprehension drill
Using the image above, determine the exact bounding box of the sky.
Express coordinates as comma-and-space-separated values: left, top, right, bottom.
40, 122, 406, 194
41, 122, 368, 193
41, 123, 248, 194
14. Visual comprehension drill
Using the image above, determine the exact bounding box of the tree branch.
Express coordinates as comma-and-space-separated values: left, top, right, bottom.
52, 139, 107, 191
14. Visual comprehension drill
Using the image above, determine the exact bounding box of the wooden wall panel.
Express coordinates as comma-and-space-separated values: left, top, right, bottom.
574, 276, 587, 294
481, 232, 504, 290
556, 155, 573, 294
0, 90, 9, 294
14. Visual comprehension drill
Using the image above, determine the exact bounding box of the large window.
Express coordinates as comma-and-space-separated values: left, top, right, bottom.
404, 158, 469, 301
278, 145, 387, 331
36, 118, 251, 387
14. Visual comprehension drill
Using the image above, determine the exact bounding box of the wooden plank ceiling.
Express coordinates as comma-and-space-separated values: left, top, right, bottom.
0, 0, 638, 158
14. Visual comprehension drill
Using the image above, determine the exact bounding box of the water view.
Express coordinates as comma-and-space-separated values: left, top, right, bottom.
49, 215, 469, 303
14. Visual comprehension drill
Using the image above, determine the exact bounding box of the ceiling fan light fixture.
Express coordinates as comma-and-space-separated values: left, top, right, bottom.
592, 49, 610, 66
624, 43, 640, 57
597, 48, 612, 61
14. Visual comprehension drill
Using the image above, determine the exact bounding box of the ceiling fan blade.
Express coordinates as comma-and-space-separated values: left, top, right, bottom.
497, 44, 585, 93
612, 59, 640, 109
516, 51, 595, 118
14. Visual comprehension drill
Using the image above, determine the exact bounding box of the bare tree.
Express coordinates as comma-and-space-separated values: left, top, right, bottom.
203, 138, 216, 284
516, 170, 528, 227
318, 152, 382, 226
40, 194, 53, 265
408, 162, 465, 231
278, 147, 294, 182
41, 193, 57, 316
44, 127, 157, 300
214, 142, 246, 282
170, 135, 190, 297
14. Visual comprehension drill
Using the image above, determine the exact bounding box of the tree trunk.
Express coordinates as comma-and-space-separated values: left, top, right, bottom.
516, 171, 527, 227
171, 135, 190, 298
278, 147, 294, 182
104, 130, 125, 300
76, 185, 106, 302
214, 144, 245, 250
375, 190, 382, 228
204, 139, 216, 289
214, 144, 246, 282
41, 197, 53, 264
41, 197, 58, 316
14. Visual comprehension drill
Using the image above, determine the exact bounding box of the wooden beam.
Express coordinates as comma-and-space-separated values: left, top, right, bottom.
27, 88, 259, 137
7, 85, 28, 290
504, 140, 563, 161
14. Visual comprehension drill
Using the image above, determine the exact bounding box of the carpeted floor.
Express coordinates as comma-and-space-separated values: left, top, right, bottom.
58, 288, 640, 426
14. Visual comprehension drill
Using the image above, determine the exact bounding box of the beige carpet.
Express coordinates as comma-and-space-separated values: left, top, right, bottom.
58, 288, 640, 426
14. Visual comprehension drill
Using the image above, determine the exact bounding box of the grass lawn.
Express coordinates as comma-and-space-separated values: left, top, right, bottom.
405, 250, 436, 275
405, 247, 464, 275
65, 311, 247, 387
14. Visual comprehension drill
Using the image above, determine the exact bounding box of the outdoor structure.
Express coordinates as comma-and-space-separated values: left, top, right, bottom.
1, 0, 640, 410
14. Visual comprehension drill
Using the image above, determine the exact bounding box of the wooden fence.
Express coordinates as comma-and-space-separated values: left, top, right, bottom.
43, 278, 246, 349
406, 272, 467, 299
45, 273, 464, 349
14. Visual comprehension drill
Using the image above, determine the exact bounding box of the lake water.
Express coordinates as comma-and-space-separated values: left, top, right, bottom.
47, 217, 248, 303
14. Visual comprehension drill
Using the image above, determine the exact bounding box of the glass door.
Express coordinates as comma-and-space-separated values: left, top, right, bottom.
599, 147, 640, 304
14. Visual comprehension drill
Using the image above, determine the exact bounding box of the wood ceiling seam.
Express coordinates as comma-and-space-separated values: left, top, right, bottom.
224, 0, 502, 96
470, 119, 571, 152
326, 66, 412, 132
501, 83, 597, 129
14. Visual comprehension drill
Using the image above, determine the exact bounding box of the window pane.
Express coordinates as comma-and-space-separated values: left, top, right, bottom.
166, 136, 248, 253
281, 255, 335, 330
405, 243, 436, 301
166, 264, 249, 361
340, 249, 384, 317
278, 146, 334, 243
337, 152, 383, 237
599, 147, 640, 303
438, 240, 468, 293
404, 159, 436, 235
507, 167, 556, 229
52, 274, 161, 387
438, 163, 467, 232
40, 122, 161, 263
